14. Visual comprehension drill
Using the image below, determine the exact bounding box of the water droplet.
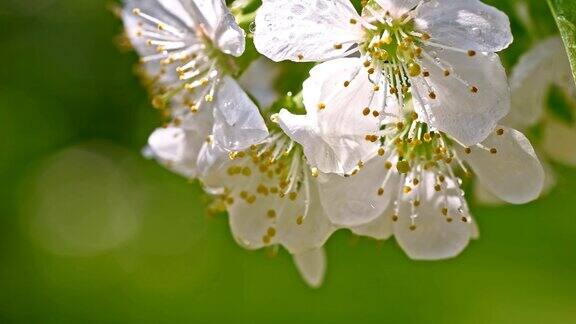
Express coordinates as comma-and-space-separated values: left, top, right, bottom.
472, 27, 481, 37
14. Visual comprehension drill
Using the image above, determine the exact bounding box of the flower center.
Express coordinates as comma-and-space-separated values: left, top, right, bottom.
130, 8, 236, 113
367, 113, 474, 229
224, 133, 309, 209
359, 7, 428, 89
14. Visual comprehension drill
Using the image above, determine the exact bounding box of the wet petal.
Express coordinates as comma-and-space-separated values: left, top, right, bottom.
226, 164, 335, 254
279, 58, 385, 174
318, 155, 399, 226
415, 0, 512, 52
459, 127, 544, 204
183, 0, 246, 56
394, 171, 476, 260
367, 0, 421, 19
254, 0, 363, 62
212, 6, 246, 56
212, 76, 269, 151
413, 48, 509, 146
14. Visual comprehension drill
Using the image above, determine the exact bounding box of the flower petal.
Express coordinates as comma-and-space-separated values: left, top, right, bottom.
157, 0, 195, 28
413, 48, 509, 146
239, 58, 281, 109
148, 126, 188, 162
147, 126, 203, 178
226, 164, 335, 254
212, 6, 246, 56
254, 0, 363, 62
459, 127, 544, 204
212, 76, 269, 151
366, 0, 421, 19
414, 0, 513, 52
506, 37, 573, 128
292, 248, 326, 289
278, 58, 385, 174
122, 0, 195, 79
275, 177, 337, 253
543, 118, 576, 167
318, 155, 399, 226
473, 182, 504, 206
185, 0, 245, 56
350, 191, 395, 240
394, 171, 476, 260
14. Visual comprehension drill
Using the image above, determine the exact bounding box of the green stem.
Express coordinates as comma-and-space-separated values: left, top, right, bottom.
235, 11, 257, 30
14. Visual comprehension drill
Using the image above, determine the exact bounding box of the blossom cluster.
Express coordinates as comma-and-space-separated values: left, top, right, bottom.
119, 0, 574, 287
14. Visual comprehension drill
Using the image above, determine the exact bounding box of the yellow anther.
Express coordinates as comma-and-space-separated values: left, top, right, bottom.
311, 167, 319, 178
267, 209, 277, 219
296, 215, 304, 225
408, 62, 422, 77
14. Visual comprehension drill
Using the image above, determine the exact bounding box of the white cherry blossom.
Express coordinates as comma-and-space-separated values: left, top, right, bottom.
255, 0, 513, 169
122, 0, 268, 155
199, 131, 337, 287
278, 73, 543, 257
475, 36, 576, 205
339, 115, 543, 259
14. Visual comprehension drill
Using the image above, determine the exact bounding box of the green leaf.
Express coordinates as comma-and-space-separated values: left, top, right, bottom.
548, 0, 576, 87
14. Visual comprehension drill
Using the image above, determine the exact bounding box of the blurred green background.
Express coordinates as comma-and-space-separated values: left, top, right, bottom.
1, 0, 576, 323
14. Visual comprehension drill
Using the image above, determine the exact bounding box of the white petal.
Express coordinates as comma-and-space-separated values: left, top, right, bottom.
275, 178, 337, 254
506, 37, 573, 128
414, 0, 513, 52
122, 1, 191, 60
212, 6, 246, 56
157, 0, 195, 28
122, 1, 201, 86
196, 141, 229, 190
394, 171, 475, 260
473, 183, 504, 206
292, 248, 326, 288
460, 127, 544, 204
146, 126, 202, 178
212, 76, 269, 151
318, 155, 398, 226
543, 118, 576, 167
239, 58, 281, 108
254, 0, 363, 62
185, 0, 245, 56
279, 58, 385, 174
227, 166, 335, 254
541, 157, 558, 195
413, 48, 509, 146
148, 127, 188, 162
367, 0, 421, 19
350, 186, 395, 240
